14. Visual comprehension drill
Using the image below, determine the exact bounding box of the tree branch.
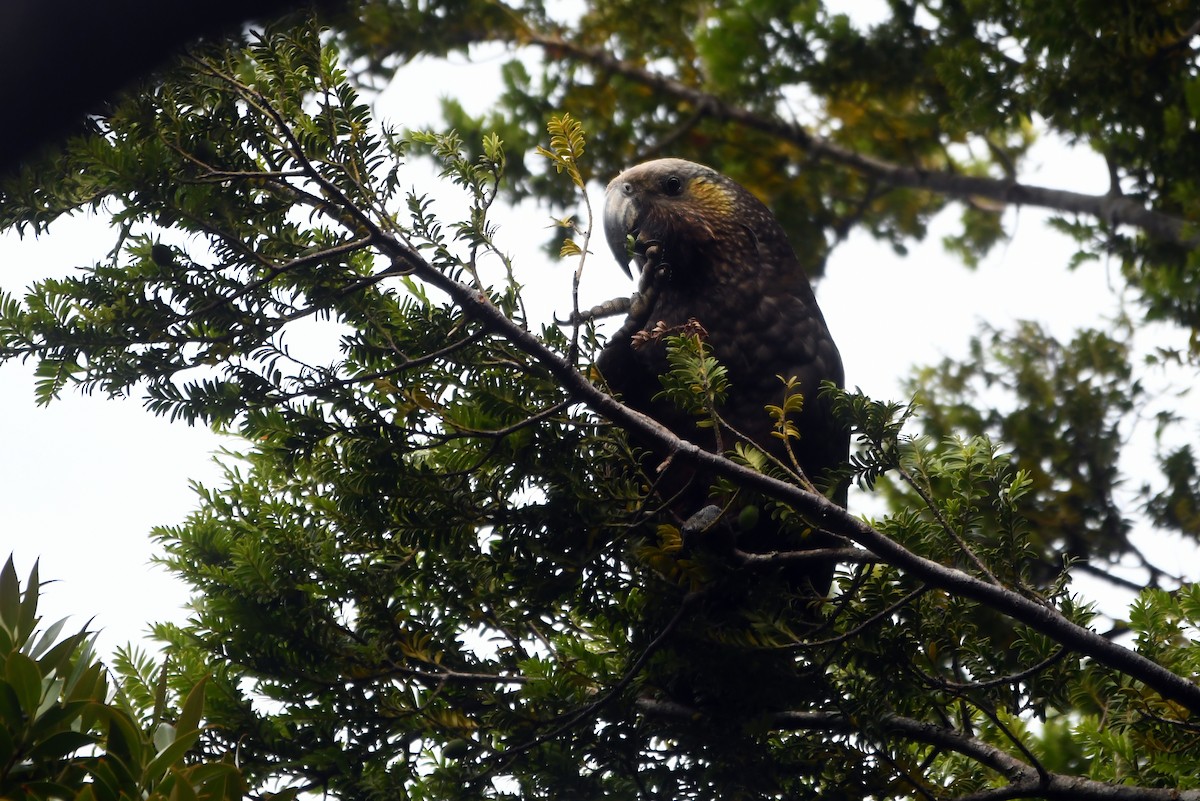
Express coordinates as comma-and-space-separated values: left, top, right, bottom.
380, 242, 1200, 715
635, 697, 1200, 801
522, 32, 1196, 246
732, 546, 878, 567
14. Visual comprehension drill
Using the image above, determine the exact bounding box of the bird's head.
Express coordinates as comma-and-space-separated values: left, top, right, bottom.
604, 158, 746, 280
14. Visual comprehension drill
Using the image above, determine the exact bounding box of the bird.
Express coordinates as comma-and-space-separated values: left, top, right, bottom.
595, 158, 848, 598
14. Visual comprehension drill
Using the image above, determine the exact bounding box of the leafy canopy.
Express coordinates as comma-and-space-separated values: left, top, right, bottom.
1, 3, 1199, 800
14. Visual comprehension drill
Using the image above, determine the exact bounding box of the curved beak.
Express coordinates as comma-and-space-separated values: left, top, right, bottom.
603, 179, 639, 278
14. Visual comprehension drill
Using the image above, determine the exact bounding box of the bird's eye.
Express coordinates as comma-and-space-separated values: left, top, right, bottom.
663, 175, 683, 195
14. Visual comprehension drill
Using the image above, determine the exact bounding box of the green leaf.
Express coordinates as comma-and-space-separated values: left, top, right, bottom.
187, 762, 245, 800
0, 556, 21, 642
176, 678, 206, 734
16, 560, 39, 645
0, 723, 15, 769
27, 729, 97, 762
98, 706, 145, 775
0, 681, 22, 731
27, 698, 88, 737
6, 652, 44, 717
169, 767, 200, 801
27, 617, 72, 662
146, 729, 202, 784
1184, 77, 1200, 119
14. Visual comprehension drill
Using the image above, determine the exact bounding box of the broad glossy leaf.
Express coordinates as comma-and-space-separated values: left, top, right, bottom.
5, 652, 44, 718
26, 729, 98, 762
146, 729, 202, 784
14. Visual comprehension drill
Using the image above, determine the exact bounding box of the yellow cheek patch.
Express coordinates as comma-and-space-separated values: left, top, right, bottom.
688, 179, 736, 215
681, 179, 738, 246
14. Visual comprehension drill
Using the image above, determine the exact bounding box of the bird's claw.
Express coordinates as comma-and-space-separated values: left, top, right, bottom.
558, 239, 668, 327
555, 296, 633, 326
638, 243, 669, 288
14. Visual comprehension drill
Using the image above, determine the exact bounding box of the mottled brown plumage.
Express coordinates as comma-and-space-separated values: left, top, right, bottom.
597, 158, 847, 590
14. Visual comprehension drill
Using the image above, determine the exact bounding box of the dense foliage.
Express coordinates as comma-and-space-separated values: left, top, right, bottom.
0, 558, 245, 800
2, 2, 1200, 799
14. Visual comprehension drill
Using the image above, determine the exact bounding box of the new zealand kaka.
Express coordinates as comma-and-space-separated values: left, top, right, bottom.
596, 158, 848, 596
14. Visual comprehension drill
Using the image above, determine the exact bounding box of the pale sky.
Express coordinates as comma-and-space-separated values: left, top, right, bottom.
1, 34, 1191, 660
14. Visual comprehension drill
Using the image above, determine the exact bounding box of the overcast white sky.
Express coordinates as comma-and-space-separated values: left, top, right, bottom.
1, 20, 1189, 660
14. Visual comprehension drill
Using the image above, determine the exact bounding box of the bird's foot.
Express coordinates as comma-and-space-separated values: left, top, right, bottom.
556, 295, 633, 326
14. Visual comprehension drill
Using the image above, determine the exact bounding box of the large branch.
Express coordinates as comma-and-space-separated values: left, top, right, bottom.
637, 697, 1200, 801
523, 32, 1195, 247
372, 239, 1200, 714
6, 6, 1192, 246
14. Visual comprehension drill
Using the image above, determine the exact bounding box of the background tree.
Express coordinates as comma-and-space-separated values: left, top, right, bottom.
1, 2, 1199, 799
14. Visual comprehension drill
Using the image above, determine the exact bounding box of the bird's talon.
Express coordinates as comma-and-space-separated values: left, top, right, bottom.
558, 296, 634, 327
